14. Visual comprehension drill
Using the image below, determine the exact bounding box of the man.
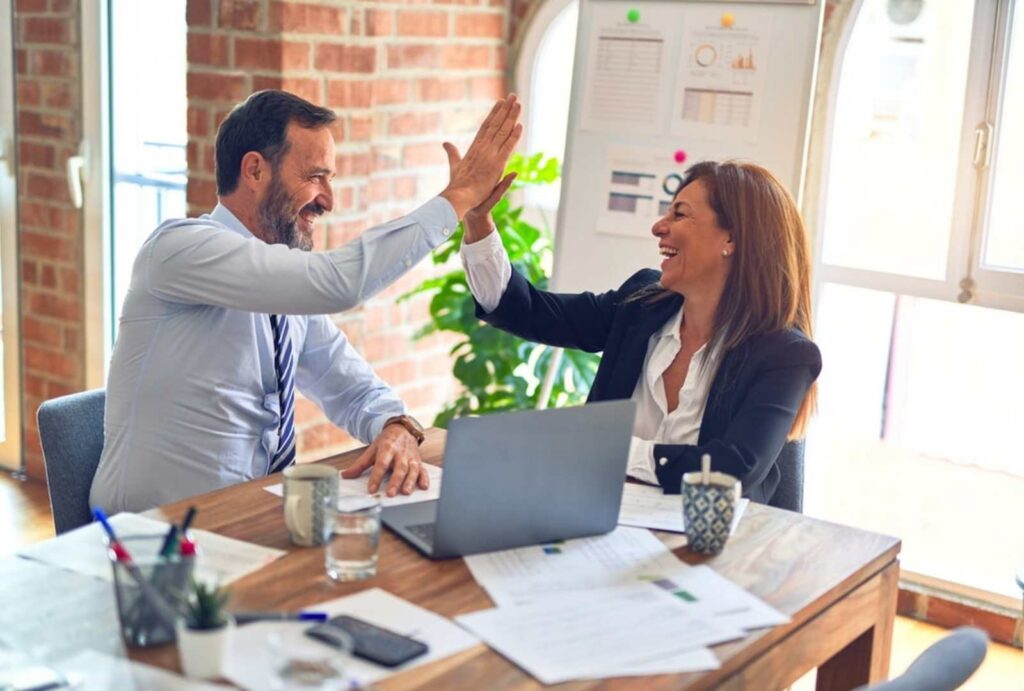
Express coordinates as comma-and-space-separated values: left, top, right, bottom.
90, 89, 521, 513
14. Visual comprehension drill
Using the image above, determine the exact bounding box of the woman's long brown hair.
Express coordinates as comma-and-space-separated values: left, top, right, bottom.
641, 160, 817, 439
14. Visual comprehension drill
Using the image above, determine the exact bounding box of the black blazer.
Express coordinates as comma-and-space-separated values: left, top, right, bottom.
476, 268, 822, 504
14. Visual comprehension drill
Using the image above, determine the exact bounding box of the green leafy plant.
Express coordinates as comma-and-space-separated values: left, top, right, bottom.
184, 579, 231, 630
401, 153, 601, 427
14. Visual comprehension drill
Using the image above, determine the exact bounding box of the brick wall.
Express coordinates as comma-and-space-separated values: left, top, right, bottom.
185, 0, 510, 460
13, 0, 85, 481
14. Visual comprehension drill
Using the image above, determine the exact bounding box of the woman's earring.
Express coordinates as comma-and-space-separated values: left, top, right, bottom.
722, 249, 730, 257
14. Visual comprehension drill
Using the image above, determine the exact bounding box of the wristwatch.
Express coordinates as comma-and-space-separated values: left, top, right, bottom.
384, 414, 426, 445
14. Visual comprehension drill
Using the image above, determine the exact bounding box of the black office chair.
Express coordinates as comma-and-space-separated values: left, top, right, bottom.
768, 439, 805, 513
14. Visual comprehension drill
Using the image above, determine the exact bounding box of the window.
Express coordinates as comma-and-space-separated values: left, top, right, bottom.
0, 1, 21, 471
82, 0, 187, 382
808, 0, 1024, 601
513, 0, 579, 211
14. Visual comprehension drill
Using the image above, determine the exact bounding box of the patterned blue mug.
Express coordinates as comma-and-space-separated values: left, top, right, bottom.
681, 471, 741, 555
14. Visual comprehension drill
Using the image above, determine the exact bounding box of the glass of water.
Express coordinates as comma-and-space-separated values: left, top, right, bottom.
325, 494, 382, 582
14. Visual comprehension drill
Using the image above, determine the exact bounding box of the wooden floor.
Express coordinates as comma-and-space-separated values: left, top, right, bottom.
3, 471, 1021, 688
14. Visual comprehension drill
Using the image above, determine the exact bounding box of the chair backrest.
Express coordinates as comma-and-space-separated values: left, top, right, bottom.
768, 439, 805, 513
37, 389, 106, 534
857, 626, 988, 691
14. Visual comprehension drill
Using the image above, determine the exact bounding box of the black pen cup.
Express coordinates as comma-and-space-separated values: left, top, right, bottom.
108, 534, 194, 647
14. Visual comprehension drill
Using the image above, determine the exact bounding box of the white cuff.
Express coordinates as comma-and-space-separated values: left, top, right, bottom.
625, 436, 659, 485
460, 230, 512, 313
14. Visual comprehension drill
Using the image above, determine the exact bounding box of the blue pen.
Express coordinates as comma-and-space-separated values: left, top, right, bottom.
233, 611, 329, 625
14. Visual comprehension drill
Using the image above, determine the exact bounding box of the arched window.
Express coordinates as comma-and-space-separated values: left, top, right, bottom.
512, 0, 579, 210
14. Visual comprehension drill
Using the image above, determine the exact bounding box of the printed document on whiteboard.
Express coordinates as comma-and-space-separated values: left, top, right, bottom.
670, 6, 774, 139
579, 2, 678, 135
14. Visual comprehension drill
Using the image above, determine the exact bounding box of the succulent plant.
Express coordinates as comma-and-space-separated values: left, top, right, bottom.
184, 579, 231, 631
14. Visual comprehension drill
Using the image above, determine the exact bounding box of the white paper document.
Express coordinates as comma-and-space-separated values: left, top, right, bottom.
224, 588, 480, 691
263, 463, 442, 509
618, 483, 749, 535
17, 512, 284, 586
456, 586, 742, 684
51, 650, 230, 690
464, 526, 690, 607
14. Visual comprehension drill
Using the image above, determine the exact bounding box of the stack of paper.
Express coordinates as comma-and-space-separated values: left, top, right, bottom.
461, 526, 788, 682
17, 512, 285, 586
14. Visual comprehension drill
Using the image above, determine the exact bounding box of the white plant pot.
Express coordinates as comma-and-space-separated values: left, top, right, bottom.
176, 616, 234, 680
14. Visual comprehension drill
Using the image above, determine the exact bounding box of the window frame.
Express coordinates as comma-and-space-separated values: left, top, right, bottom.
813, 0, 1023, 313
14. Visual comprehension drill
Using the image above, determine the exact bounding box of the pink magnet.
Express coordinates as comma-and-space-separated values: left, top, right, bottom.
674, 150, 687, 164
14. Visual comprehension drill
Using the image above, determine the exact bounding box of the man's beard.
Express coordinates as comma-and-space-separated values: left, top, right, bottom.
256, 177, 321, 251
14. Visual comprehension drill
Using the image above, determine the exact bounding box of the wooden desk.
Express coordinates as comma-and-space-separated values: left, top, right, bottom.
128, 429, 901, 689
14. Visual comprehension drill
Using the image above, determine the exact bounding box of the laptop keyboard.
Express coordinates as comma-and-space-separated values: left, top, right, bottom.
406, 522, 436, 546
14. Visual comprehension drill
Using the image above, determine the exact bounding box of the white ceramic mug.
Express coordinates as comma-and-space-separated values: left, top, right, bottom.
283, 465, 338, 547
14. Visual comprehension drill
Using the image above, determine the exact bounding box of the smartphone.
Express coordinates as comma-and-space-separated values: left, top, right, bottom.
305, 615, 429, 668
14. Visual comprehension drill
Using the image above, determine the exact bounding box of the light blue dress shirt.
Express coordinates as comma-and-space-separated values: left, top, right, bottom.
90, 198, 457, 513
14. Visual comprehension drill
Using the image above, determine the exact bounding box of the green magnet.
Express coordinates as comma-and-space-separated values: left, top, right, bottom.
627, 8, 640, 23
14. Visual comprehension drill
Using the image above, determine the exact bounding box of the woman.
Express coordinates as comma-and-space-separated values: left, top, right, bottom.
459, 161, 821, 504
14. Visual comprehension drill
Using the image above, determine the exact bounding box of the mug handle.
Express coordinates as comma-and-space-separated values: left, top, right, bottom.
285, 492, 310, 543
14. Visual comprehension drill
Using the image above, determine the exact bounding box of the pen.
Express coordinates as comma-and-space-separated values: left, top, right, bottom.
180, 505, 197, 534
233, 611, 329, 625
158, 525, 179, 557
178, 505, 198, 556
93, 507, 183, 626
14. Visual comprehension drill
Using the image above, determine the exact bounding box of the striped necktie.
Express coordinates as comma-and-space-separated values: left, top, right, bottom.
268, 314, 296, 473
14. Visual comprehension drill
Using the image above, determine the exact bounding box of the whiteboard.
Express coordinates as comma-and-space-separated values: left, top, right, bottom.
552, 0, 824, 293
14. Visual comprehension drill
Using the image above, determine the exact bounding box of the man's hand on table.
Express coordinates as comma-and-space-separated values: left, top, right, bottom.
340, 424, 429, 497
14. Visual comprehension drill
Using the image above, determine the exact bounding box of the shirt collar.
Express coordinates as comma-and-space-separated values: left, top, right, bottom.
209, 203, 256, 239
657, 304, 684, 343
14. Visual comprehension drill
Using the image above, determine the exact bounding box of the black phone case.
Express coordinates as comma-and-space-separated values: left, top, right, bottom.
306, 615, 429, 667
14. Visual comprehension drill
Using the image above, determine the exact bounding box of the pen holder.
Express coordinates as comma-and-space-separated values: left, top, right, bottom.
108, 534, 194, 647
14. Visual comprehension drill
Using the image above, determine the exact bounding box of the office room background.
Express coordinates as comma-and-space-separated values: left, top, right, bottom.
0, 0, 1022, 676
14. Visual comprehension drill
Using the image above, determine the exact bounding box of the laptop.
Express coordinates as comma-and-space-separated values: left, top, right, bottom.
382, 399, 637, 559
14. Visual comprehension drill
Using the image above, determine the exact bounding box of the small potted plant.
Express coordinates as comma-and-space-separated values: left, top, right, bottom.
176, 579, 234, 680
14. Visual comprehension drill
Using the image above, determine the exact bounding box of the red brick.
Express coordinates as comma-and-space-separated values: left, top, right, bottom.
417, 77, 464, 102
15, 49, 26, 75
376, 359, 417, 386
347, 116, 372, 142
18, 111, 70, 138
60, 267, 79, 293
40, 264, 57, 288
366, 177, 391, 204
187, 33, 229, 66
219, 0, 262, 31
22, 317, 61, 348
21, 17, 71, 44
16, 0, 47, 11
16, 80, 40, 106
389, 111, 441, 136
235, 37, 310, 71
40, 82, 73, 109
269, 2, 346, 34
50, 0, 72, 12
21, 231, 74, 260
470, 75, 504, 99
397, 11, 448, 37
441, 45, 490, 70
26, 174, 71, 204
187, 0, 213, 27
25, 346, 79, 380
187, 178, 218, 209
188, 105, 210, 137
335, 152, 372, 177
371, 80, 409, 105
187, 71, 247, 102
22, 260, 38, 285
393, 175, 418, 200
402, 142, 446, 167
27, 49, 73, 77
24, 374, 45, 398
454, 13, 504, 38
393, 383, 438, 409
315, 44, 376, 73
19, 141, 55, 168
495, 45, 506, 71
327, 79, 372, 109
386, 45, 440, 70
27, 292, 81, 321
364, 9, 392, 37
251, 76, 321, 104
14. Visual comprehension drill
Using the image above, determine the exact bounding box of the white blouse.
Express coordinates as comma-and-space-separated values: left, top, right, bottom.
461, 232, 717, 486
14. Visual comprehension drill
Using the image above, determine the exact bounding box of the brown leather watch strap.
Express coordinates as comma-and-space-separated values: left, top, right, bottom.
383, 414, 425, 445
